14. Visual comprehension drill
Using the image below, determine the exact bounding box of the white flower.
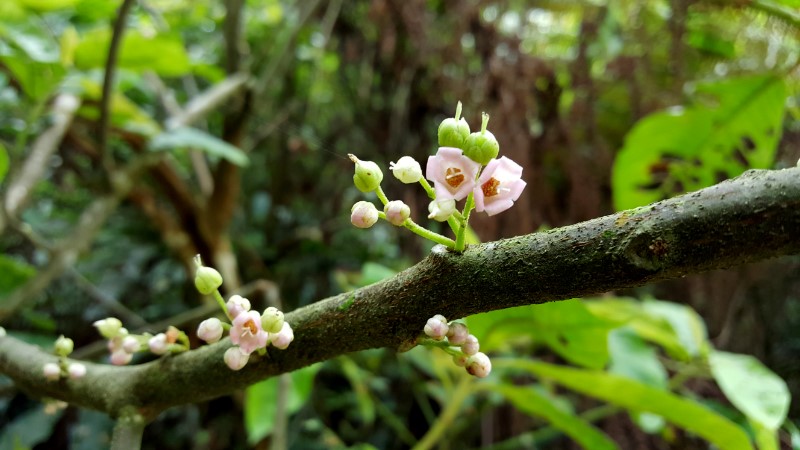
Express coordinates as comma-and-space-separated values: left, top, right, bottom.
427, 199, 456, 222
224, 346, 250, 371
197, 318, 224, 343
270, 322, 294, 350
226, 295, 251, 319
390, 156, 423, 183
68, 363, 87, 379
43, 362, 60, 381
149, 333, 169, 355
466, 352, 492, 378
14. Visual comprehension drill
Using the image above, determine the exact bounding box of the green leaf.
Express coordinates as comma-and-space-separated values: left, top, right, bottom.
499, 359, 754, 450
74, 30, 191, 77
244, 364, 320, 445
17, 0, 78, 12
0, 255, 36, 298
0, 404, 64, 449
468, 300, 619, 369
357, 262, 397, 286
149, 127, 249, 167
491, 384, 619, 450
608, 327, 667, 389
751, 419, 778, 450
0, 142, 8, 184
641, 299, 708, 359
613, 75, 786, 210
0, 56, 64, 101
709, 351, 790, 431
78, 78, 161, 136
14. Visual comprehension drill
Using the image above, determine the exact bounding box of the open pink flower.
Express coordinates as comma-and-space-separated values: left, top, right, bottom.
473, 157, 526, 216
426, 147, 481, 201
230, 311, 269, 354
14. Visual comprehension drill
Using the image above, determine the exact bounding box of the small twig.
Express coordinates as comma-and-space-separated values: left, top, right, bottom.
98, 0, 137, 171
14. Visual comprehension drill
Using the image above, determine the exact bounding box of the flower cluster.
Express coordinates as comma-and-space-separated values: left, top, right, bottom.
42, 335, 87, 382
94, 317, 189, 365
348, 102, 526, 251
421, 314, 491, 378
193, 256, 294, 371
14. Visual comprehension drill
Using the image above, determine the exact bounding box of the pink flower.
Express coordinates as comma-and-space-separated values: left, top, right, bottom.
230, 311, 269, 354
426, 147, 481, 200
473, 157, 526, 216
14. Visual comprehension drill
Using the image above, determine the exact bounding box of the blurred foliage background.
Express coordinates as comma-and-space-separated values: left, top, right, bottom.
0, 0, 799, 448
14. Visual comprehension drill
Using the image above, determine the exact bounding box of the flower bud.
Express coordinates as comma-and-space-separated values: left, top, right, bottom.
384, 200, 410, 226
438, 101, 471, 149
122, 336, 140, 353
453, 354, 468, 367
466, 352, 492, 378
446, 322, 469, 345
43, 362, 61, 381
149, 333, 169, 355
351, 201, 379, 229
226, 295, 251, 319
197, 318, 224, 343
462, 112, 499, 165
349, 154, 383, 192
68, 363, 87, 379
93, 317, 123, 339
424, 315, 449, 340
427, 199, 456, 222
261, 307, 285, 334
390, 156, 423, 183
54, 335, 74, 356
0, 327, 6, 337
195, 266, 223, 295
110, 349, 132, 366
224, 346, 250, 371
461, 334, 480, 356
270, 322, 294, 350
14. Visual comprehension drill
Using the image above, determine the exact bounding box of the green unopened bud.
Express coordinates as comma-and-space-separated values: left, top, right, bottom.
462, 112, 499, 165
93, 317, 123, 339
54, 335, 74, 356
261, 307, 285, 333
349, 154, 383, 192
195, 266, 223, 295
438, 101, 471, 148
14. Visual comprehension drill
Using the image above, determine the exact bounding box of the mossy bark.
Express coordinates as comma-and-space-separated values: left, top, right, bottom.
1, 167, 798, 418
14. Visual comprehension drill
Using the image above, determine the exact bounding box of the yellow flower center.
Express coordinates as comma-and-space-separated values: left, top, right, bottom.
481, 178, 500, 197
445, 167, 465, 188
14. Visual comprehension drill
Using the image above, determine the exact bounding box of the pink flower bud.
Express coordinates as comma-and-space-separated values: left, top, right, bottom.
68, 363, 87, 379
226, 295, 251, 319
110, 349, 133, 366
270, 322, 294, 350
122, 336, 140, 353
351, 201, 379, 229
197, 318, 224, 343
446, 322, 469, 345
43, 362, 60, 381
466, 352, 492, 378
384, 200, 410, 226
149, 333, 169, 355
424, 315, 449, 340
461, 334, 480, 356
224, 346, 249, 371
453, 354, 468, 367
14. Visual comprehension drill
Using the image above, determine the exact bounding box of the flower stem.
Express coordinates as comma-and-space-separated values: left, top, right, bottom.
213, 291, 233, 321
375, 186, 389, 206
412, 376, 474, 450
404, 219, 456, 249
454, 193, 475, 252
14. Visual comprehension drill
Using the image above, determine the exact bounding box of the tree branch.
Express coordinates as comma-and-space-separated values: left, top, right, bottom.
1, 167, 798, 418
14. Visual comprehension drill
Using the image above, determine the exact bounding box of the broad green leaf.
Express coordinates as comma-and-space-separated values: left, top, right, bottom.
585, 298, 690, 360
149, 127, 249, 166
751, 419, 778, 450
17, 0, 78, 12
613, 75, 785, 210
0, 255, 36, 298
244, 364, 320, 445
74, 30, 191, 77
0, 142, 8, 184
499, 359, 753, 450
469, 300, 619, 369
642, 298, 709, 358
0, 56, 64, 101
491, 384, 619, 450
709, 351, 790, 431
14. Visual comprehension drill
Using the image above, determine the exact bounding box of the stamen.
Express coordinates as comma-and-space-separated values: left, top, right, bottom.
445, 167, 465, 188
243, 319, 257, 335
481, 178, 501, 197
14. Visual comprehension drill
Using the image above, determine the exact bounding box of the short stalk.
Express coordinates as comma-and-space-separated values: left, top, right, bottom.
419, 178, 435, 199
454, 193, 475, 252
403, 219, 456, 249
213, 291, 233, 321
375, 186, 389, 206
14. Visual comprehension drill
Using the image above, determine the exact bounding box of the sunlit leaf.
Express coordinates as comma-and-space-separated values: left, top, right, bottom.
74, 29, 191, 77
244, 364, 320, 445
642, 299, 709, 359
491, 384, 619, 450
17, 0, 78, 12
499, 359, 754, 450
78, 78, 161, 136
709, 351, 790, 431
149, 127, 249, 166
0, 142, 8, 184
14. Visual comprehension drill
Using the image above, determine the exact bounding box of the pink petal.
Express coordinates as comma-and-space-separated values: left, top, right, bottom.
484, 199, 514, 216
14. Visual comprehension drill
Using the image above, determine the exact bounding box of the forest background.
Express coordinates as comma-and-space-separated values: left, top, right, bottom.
0, 0, 799, 449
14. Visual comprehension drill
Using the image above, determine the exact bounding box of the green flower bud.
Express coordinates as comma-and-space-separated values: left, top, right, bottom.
462, 112, 499, 165
438, 101, 470, 148
195, 266, 223, 295
261, 307, 285, 333
93, 317, 123, 339
349, 154, 383, 192
54, 335, 74, 356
